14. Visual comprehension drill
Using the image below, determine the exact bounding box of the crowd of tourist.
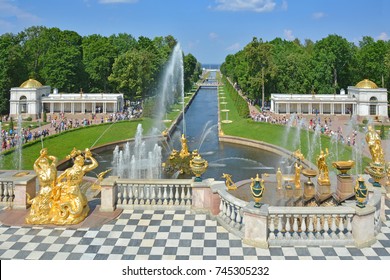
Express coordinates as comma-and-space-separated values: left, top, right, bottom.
0, 104, 144, 152
250, 110, 359, 147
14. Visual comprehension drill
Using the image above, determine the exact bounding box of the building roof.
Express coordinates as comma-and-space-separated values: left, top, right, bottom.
355, 79, 378, 89
19, 79, 43, 88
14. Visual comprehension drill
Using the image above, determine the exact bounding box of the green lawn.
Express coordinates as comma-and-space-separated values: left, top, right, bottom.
219, 81, 370, 172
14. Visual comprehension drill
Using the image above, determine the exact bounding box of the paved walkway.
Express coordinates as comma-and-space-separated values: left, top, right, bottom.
0, 199, 389, 260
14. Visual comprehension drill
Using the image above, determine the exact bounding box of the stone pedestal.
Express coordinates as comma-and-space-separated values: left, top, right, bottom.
335, 175, 354, 202
192, 179, 221, 215
13, 175, 37, 209
316, 180, 331, 201
100, 176, 119, 212
243, 203, 269, 248
304, 181, 315, 200
352, 205, 376, 248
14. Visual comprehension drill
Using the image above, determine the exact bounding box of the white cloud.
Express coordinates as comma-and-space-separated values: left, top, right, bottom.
99, 0, 138, 4
377, 32, 389, 41
214, 0, 276, 13
226, 42, 241, 51
209, 32, 219, 40
284, 29, 294, 41
0, 0, 40, 22
312, 12, 325, 19
0, 0, 40, 31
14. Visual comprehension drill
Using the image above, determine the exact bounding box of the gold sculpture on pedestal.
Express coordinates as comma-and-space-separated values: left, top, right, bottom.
222, 173, 237, 190
317, 148, 330, 185
179, 134, 190, 158
276, 167, 283, 190
26, 147, 98, 225
26, 148, 58, 224
293, 149, 304, 189
365, 125, 386, 187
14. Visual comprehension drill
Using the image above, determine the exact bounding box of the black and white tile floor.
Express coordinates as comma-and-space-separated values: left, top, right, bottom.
0, 200, 389, 260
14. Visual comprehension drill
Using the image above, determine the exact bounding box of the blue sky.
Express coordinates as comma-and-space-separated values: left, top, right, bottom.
0, 0, 388, 64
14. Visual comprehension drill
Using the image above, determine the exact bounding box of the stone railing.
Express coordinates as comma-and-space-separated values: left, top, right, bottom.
100, 177, 194, 210
0, 181, 14, 206
115, 179, 193, 209
0, 172, 36, 210
267, 206, 355, 246
216, 188, 247, 238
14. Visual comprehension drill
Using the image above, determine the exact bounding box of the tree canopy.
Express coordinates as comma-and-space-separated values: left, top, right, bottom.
0, 26, 202, 113
221, 34, 390, 107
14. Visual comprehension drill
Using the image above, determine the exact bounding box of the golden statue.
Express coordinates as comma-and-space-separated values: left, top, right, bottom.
276, 167, 283, 190
50, 148, 98, 225
366, 125, 385, 165
294, 161, 303, 189
293, 149, 305, 161
26, 148, 58, 224
179, 134, 190, 158
317, 148, 330, 185
222, 173, 237, 190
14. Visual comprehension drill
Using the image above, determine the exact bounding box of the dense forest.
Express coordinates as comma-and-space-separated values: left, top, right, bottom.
0, 26, 202, 114
221, 35, 390, 108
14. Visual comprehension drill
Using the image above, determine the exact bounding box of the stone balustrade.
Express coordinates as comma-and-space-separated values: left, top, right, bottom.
267, 206, 355, 246
0, 181, 14, 206
112, 178, 193, 209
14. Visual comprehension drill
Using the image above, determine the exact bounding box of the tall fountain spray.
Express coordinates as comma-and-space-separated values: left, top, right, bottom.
153, 43, 186, 136
112, 43, 185, 179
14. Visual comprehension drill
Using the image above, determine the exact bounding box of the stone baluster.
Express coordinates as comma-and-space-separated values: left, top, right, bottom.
128, 185, 133, 205
323, 215, 330, 239
338, 215, 345, 239
292, 215, 299, 239
269, 215, 276, 239
168, 185, 174, 205
235, 207, 242, 230
0, 182, 3, 201
285, 215, 291, 239
7, 182, 14, 202
308, 215, 315, 239
133, 185, 139, 205
2, 183, 8, 202
174, 185, 180, 205
144, 185, 150, 205
315, 215, 322, 239
225, 201, 231, 223
180, 185, 186, 206
157, 186, 163, 205
150, 185, 156, 205
185, 185, 191, 206
120, 185, 126, 205
330, 215, 337, 239
162, 185, 168, 205
346, 214, 353, 238
229, 203, 236, 227
218, 199, 224, 217
301, 215, 307, 239
277, 215, 283, 239
117, 185, 123, 205
139, 185, 145, 205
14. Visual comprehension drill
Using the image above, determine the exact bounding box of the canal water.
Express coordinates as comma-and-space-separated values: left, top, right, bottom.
95, 71, 282, 182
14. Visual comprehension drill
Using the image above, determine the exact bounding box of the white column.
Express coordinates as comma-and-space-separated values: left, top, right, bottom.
61, 102, 64, 113
320, 103, 323, 114
342, 103, 345, 114
71, 102, 74, 114
103, 102, 107, 114
81, 102, 85, 114
50, 102, 54, 114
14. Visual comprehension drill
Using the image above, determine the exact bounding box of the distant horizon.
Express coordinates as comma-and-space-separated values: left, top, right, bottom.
0, 0, 388, 64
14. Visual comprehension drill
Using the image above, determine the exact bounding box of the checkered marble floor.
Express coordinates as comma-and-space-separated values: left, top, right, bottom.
0, 200, 389, 260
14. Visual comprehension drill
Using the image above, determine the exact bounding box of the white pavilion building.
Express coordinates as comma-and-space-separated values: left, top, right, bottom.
270, 79, 388, 120
9, 79, 124, 119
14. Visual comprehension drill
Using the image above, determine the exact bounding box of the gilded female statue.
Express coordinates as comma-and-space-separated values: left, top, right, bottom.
50, 148, 98, 225
366, 125, 385, 165
25, 148, 58, 224
317, 148, 330, 184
